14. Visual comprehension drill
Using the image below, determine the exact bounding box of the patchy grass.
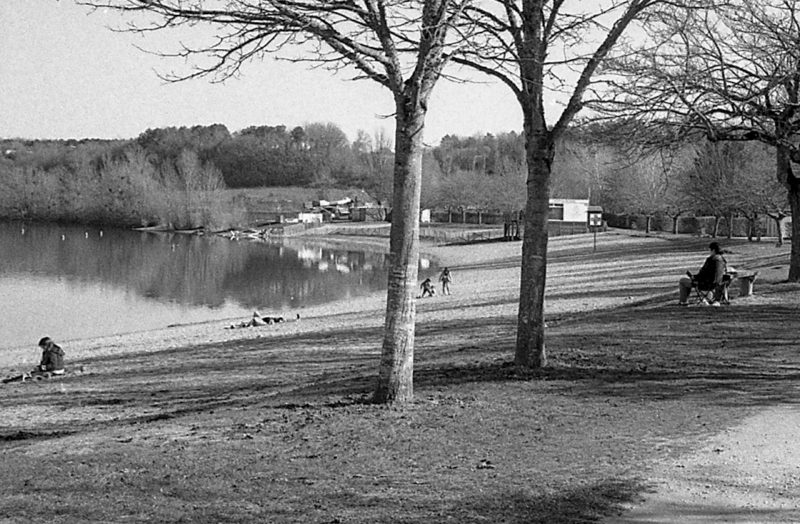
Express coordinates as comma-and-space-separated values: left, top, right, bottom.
1, 233, 799, 523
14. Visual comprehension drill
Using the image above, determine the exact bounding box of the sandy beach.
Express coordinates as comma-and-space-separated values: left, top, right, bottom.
3, 231, 689, 371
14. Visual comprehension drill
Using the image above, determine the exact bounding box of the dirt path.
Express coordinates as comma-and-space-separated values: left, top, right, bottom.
609, 406, 800, 523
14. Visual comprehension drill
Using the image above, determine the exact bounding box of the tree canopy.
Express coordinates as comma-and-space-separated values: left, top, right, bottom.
595, 0, 800, 279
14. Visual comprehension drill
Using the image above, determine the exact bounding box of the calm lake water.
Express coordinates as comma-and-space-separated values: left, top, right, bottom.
0, 221, 425, 354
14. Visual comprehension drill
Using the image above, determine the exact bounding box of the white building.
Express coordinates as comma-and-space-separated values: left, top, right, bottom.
547, 198, 594, 236
548, 198, 589, 223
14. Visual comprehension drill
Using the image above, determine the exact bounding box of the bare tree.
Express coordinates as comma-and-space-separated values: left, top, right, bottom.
352, 129, 394, 215
597, 1, 800, 280
685, 142, 741, 237
661, 153, 695, 234
554, 135, 616, 203
492, 156, 528, 214
455, 0, 695, 367
618, 152, 682, 233
80, 0, 469, 403
726, 143, 789, 242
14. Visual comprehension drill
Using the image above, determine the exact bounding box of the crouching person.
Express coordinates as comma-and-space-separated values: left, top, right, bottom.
2, 337, 65, 384
32, 337, 65, 377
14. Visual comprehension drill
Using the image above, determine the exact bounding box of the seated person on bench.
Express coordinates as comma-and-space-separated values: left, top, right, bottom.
678, 242, 729, 306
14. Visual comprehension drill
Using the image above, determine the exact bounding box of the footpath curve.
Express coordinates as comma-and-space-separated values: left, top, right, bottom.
608, 406, 800, 523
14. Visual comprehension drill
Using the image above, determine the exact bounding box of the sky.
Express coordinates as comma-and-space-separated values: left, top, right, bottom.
1, 1, 527, 146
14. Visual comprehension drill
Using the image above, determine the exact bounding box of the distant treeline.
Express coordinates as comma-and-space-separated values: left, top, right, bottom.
0, 122, 396, 227
3, 120, 784, 234
0, 122, 640, 227
0, 136, 243, 229
1, 122, 395, 191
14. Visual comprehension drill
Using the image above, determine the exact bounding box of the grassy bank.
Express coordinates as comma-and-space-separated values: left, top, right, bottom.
1, 232, 798, 523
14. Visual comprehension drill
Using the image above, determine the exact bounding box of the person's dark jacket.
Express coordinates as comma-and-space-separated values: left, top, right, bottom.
695, 253, 727, 290
39, 343, 65, 372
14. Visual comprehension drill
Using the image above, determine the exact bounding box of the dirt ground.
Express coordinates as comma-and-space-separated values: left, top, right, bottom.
1, 230, 799, 523
610, 406, 800, 523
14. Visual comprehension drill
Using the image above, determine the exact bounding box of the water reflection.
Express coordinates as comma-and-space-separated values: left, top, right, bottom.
0, 221, 423, 351
1, 222, 393, 308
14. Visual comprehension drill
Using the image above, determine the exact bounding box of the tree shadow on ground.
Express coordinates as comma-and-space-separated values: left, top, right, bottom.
279, 298, 800, 409
411, 301, 800, 407
0, 322, 389, 437
443, 479, 647, 524
609, 502, 800, 524
321, 478, 648, 524
2, 291, 798, 439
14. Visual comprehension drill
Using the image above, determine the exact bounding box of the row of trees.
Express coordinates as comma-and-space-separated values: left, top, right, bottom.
600, 141, 789, 240
424, 130, 598, 214
2, 122, 396, 199
595, 1, 800, 278
425, 126, 790, 240
73, 0, 800, 406
0, 145, 244, 229
3, 123, 603, 222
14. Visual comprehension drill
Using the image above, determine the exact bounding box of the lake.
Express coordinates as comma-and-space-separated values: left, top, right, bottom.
0, 221, 426, 354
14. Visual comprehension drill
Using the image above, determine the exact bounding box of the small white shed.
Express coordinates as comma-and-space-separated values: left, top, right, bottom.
298, 212, 324, 224
548, 198, 589, 223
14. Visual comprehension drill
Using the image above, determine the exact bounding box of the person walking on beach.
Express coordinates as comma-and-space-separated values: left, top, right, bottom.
439, 267, 453, 295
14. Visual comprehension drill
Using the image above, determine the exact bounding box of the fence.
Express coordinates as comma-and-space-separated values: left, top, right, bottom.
604, 213, 791, 238
430, 209, 508, 225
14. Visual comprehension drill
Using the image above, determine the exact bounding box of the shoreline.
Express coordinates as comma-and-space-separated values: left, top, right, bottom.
0, 236, 510, 372
5, 230, 793, 373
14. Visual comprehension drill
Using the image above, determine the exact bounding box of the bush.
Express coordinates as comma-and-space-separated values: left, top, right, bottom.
0, 147, 246, 229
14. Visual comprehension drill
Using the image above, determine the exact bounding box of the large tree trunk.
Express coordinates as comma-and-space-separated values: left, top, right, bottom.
727, 212, 734, 239
777, 147, 800, 281
669, 213, 681, 235
373, 99, 426, 404
768, 212, 785, 246
516, 132, 554, 368
712, 216, 722, 238
788, 178, 800, 281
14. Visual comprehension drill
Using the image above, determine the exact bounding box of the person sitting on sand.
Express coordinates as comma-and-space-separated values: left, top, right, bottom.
2, 337, 65, 384
34, 337, 65, 376
419, 278, 436, 298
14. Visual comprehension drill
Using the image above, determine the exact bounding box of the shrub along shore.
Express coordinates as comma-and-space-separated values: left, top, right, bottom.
0, 147, 247, 230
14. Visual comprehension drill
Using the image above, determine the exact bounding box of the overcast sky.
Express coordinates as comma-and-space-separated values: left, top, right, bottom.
1, 1, 530, 146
